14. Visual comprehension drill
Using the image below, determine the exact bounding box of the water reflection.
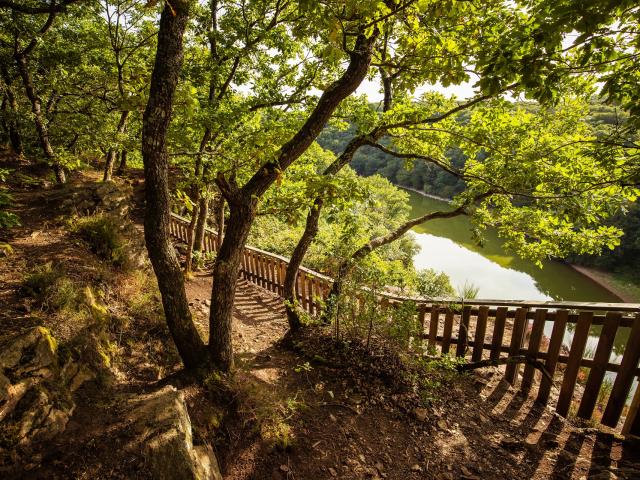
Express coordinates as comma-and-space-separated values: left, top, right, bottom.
407, 191, 620, 302
412, 233, 553, 301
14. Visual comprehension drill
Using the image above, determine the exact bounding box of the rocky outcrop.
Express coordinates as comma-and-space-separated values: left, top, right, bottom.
59, 180, 134, 217
0, 327, 92, 450
127, 386, 222, 480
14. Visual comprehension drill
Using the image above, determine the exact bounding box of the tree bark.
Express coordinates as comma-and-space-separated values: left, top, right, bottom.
116, 149, 127, 176
183, 194, 200, 275
104, 109, 129, 181
14, 54, 65, 183
0, 71, 23, 155
283, 199, 322, 329
209, 31, 378, 371
184, 129, 210, 273
208, 197, 255, 370
142, 0, 205, 369
193, 194, 209, 253
213, 193, 224, 250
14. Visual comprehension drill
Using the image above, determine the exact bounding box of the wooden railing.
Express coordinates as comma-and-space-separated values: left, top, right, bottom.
169, 213, 640, 436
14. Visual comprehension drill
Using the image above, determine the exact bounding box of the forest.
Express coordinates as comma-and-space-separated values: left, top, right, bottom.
1, 0, 640, 479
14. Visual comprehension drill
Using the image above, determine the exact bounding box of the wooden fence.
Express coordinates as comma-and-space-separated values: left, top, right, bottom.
169, 213, 640, 436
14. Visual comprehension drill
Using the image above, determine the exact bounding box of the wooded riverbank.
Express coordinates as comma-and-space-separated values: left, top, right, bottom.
569, 265, 640, 303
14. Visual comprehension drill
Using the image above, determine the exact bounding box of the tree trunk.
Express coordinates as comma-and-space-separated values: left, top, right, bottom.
193, 195, 209, 253
0, 96, 8, 147
283, 198, 323, 329
116, 149, 128, 176
14, 54, 64, 183
283, 133, 379, 328
0, 67, 23, 155
209, 31, 377, 370
104, 110, 129, 181
141, 0, 205, 369
2, 90, 23, 155
183, 193, 200, 276
214, 194, 224, 250
208, 198, 256, 370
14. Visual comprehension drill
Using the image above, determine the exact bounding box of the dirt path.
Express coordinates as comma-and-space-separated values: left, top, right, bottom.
183, 276, 640, 480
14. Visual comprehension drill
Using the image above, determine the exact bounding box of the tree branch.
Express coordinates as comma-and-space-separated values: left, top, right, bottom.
0, 0, 80, 14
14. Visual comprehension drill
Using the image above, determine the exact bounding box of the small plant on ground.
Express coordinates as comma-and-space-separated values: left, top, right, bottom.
457, 280, 480, 299
411, 354, 467, 404
119, 269, 163, 324
22, 263, 80, 311
191, 250, 216, 271
71, 214, 129, 268
0, 168, 19, 230
596, 377, 614, 412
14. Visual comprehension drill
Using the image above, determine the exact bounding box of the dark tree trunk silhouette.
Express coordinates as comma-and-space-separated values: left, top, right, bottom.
104, 110, 129, 181
0, 68, 23, 155
116, 149, 128, 176
209, 31, 378, 370
141, 0, 205, 369
14, 54, 65, 183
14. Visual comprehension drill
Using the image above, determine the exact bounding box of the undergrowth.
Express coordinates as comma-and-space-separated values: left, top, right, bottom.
22, 262, 82, 313
70, 214, 129, 268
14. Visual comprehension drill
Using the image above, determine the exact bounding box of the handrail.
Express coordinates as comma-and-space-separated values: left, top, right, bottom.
170, 212, 640, 312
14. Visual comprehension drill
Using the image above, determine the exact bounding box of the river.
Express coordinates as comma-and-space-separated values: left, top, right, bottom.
406, 190, 621, 303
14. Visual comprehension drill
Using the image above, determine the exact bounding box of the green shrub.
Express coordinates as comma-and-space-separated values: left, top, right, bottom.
415, 268, 456, 299
0, 168, 19, 229
23, 263, 79, 311
73, 215, 128, 267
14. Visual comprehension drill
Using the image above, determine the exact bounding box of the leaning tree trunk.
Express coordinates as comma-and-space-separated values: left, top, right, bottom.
208, 31, 378, 371
14, 54, 65, 183
325, 203, 480, 320
104, 110, 129, 181
142, 0, 205, 369
208, 197, 256, 370
283, 198, 323, 329
283, 132, 381, 328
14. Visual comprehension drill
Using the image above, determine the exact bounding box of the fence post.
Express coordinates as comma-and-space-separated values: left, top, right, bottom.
505, 307, 528, 384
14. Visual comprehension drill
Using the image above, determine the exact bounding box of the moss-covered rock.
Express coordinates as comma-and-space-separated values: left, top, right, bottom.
127, 386, 222, 480
0, 327, 91, 452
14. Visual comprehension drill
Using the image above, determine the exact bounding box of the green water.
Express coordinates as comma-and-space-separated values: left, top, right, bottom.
407, 190, 621, 303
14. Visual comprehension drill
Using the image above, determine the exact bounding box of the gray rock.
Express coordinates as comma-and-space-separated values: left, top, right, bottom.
0, 327, 92, 448
128, 386, 222, 480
